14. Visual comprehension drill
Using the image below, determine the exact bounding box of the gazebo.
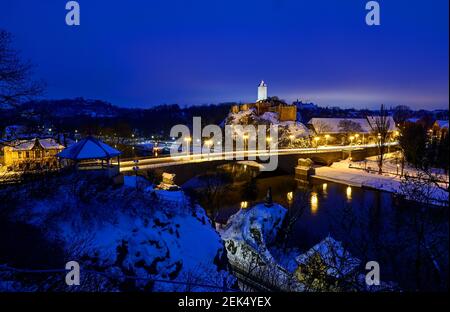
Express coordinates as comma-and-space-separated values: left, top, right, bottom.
57, 136, 122, 177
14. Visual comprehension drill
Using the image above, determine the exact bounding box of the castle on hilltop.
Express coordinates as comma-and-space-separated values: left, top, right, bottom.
231, 81, 297, 122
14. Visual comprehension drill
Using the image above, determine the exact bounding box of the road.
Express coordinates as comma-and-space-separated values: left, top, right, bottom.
119, 142, 398, 172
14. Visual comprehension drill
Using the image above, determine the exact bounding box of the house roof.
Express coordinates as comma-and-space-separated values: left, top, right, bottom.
6, 138, 64, 151
308, 117, 397, 134
57, 136, 121, 160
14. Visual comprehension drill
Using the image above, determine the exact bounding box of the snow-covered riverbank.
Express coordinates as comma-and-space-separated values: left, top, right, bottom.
314, 154, 448, 206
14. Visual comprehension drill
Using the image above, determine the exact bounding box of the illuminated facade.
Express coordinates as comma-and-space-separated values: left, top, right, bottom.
3, 138, 64, 171
257, 80, 268, 102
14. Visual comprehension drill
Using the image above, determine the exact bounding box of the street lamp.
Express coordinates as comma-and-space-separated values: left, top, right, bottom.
349, 136, 355, 160
205, 139, 212, 160
289, 134, 295, 148
324, 134, 330, 146
184, 137, 192, 157
243, 134, 249, 151
266, 136, 272, 151
314, 137, 320, 151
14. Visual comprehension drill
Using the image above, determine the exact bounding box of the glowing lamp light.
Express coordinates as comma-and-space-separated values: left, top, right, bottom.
346, 186, 352, 200
287, 191, 294, 203
322, 183, 328, 191
240, 201, 248, 209
310, 192, 318, 215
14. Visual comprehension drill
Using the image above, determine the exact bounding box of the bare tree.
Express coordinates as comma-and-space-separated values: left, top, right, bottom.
312, 120, 333, 135
367, 104, 391, 174
197, 171, 232, 223
338, 120, 363, 134
278, 188, 309, 251
0, 29, 44, 109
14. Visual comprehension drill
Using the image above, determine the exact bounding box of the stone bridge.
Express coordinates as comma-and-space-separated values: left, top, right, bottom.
122, 145, 396, 185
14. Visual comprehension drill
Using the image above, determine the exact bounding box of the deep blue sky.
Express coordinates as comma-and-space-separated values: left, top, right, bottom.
0, 0, 448, 109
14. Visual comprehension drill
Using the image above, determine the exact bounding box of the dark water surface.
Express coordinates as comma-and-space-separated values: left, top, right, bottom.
183, 163, 449, 291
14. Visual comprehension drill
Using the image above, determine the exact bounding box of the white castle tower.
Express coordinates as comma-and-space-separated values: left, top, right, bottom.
257, 80, 267, 102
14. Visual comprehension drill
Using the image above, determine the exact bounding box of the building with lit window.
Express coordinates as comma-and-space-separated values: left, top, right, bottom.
2, 138, 65, 171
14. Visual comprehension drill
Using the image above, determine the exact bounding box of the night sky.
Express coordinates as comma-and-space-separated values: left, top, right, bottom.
0, 0, 448, 109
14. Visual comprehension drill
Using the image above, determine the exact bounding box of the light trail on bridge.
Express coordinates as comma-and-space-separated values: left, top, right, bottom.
118, 142, 399, 172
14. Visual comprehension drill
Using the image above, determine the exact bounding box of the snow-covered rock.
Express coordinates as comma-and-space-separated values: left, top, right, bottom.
295, 236, 361, 279
224, 108, 310, 147
221, 203, 286, 264
8, 174, 235, 291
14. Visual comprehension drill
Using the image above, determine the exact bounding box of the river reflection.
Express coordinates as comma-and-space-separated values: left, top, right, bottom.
310, 192, 318, 215
182, 167, 449, 290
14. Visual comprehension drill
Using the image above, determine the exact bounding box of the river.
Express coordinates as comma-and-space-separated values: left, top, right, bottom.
182, 162, 449, 291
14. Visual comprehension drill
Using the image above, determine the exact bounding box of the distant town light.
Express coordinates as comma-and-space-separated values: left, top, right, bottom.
240, 201, 248, 209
